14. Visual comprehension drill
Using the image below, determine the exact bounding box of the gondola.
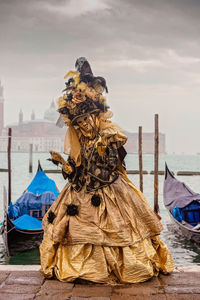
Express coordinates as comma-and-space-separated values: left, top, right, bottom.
163, 163, 200, 245
0, 161, 59, 256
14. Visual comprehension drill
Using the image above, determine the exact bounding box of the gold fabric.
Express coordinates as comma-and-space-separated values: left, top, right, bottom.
40, 235, 173, 283
42, 177, 163, 245
40, 176, 174, 283
64, 125, 81, 166
42, 67, 174, 283
40, 119, 174, 283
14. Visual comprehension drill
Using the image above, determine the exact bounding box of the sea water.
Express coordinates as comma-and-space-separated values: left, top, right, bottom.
1, 152, 200, 265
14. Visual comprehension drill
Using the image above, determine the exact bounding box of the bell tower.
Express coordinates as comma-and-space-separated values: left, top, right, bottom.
19, 109, 23, 124
0, 81, 4, 136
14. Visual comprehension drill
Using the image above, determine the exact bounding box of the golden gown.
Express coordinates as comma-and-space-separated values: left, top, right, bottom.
40, 126, 174, 283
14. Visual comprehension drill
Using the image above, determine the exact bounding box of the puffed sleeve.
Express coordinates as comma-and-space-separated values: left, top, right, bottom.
101, 125, 127, 164
101, 126, 127, 148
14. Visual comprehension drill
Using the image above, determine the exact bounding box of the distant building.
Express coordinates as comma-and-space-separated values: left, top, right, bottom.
0, 81, 4, 136
0, 82, 166, 153
125, 131, 166, 154
0, 88, 66, 152
4, 100, 65, 139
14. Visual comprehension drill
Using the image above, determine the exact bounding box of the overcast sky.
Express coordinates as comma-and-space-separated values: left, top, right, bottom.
1, 0, 200, 153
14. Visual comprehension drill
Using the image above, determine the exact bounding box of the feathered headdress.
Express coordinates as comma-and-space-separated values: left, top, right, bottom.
57, 57, 109, 125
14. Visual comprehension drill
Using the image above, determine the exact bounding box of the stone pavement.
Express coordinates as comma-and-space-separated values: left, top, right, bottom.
0, 265, 200, 300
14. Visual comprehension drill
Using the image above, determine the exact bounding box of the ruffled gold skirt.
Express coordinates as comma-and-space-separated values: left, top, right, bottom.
40, 175, 174, 283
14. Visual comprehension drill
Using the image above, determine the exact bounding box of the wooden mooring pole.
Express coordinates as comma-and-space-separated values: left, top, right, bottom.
154, 114, 159, 213
138, 126, 143, 192
29, 144, 33, 173
3, 186, 9, 256
7, 128, 12, 205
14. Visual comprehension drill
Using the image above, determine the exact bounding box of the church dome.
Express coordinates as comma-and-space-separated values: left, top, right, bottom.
44, 100, 59, 122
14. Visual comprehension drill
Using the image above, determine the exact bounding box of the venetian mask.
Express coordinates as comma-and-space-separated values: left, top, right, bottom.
75, 113, 99, 138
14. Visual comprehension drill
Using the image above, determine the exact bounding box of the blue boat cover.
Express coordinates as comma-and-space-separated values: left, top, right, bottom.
13, 214, 42, 230
172, 206, 182, 223
172, 202, 200, 226
8, 191, 56, 219
27, 169, 59, 197
180, 201, 200, 226
165, 164, 200, 226
8, 164, 59, 225
8, 201, 18, 219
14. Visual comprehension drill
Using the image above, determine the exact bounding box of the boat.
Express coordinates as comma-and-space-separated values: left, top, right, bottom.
0, 161, 59, 256
163, 163, 200, 245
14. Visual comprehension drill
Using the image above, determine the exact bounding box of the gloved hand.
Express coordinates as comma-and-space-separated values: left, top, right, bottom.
48, 150, 73, 174
48, 150, 65, 166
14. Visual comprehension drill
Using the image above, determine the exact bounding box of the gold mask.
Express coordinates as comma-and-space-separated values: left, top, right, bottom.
75, 114, 99, 138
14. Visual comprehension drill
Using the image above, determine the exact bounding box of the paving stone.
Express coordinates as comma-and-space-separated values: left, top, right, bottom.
0, 294, 35, 300
41, 279, 74, 290
140, 277, 161, 287
112, 277, 161, 289
0, 283, 40, 294
5, 273, 44, 285
35, 290, 72, 300
72, 284, 112, 297
71, 297, 110, 300
164, 285, 200, 294
112, 285, 163, 296
160, 272, 200, 286
166, 294, 200, 300
10, 270, 42, 277
142, 296, 167, 300
111, 296, 142, 300
0, 272, 10, 283
111, 296, 166, 300
2, 269, 200, 300
37, 279, 73, 298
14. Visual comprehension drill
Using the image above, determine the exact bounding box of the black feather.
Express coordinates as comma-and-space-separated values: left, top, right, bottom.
75, 58, 108, 92
80, 74, 94, 83
94, 76, 108, 93
75, 57, 93, 76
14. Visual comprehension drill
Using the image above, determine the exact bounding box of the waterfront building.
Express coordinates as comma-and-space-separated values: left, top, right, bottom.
125, 131, 166, 154
0, 82, 166, 153
0, 100, 66, 152
0, 81, 4, 136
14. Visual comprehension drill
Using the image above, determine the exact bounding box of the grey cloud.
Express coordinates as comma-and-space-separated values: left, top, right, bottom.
1, 0, 200, 59
39, 0, 110, 17
1, 0, 200, 153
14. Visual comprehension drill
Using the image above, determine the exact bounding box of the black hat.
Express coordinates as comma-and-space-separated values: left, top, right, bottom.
57, 57, 109, 124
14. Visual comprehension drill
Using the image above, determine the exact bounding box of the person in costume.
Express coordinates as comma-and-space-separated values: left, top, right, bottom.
40, 57, 174, 284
